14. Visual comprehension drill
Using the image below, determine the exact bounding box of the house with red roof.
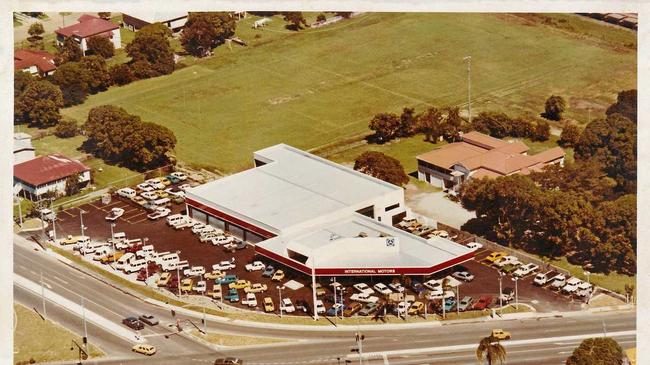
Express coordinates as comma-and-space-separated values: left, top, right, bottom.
55, 14, 121, 55
416, 131, 565, 192
14, 154, 91, 201
14, 49, 57, 76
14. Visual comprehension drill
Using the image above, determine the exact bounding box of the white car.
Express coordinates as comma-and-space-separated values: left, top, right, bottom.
141, 191, 158, 201
353, 283, 374, 295
184, 266, 206, 277
179, 183, 191, 191
105, 207, 125, 221
349, 292, 379, 304
395, 301, 411, 316
576, 282, 593, 297
146, 178, 165, 190
147, 207, 170, 220
562, 277, 583, 294
117, 187, 136, 199
211, 235, 234, 246
388, 282, 405, 293
513, 263, 539, 278
281, 298, 295, 313
194, 281, 207, 294
137, 183, 153, 192
315, 300, 326, 314
200, 233, 221, 243
466, 242, 483, 250
171, 172, 188, 181
242, 293, 258, 307
164, 188, 185, 198
452, 271, 475, 282
373, 283, 392, 295
550, 274, 567, 289
191, 223, 206, 234
212, 260, 236, 271
493, 255, 520, 268
245, 261, 265, 272
423, 279, 442, 291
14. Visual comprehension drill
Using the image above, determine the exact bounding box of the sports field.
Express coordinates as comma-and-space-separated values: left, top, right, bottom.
62, 13, 636, 173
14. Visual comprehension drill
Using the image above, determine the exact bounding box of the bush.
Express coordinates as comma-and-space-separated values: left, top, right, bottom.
543, 95, 567, 121
317, 13, 327, 22
559, 122, 581, 147
109, 64, 135, 86
86, 36, 115, 58
54, 119, 79, 138
531, 120, 551, 141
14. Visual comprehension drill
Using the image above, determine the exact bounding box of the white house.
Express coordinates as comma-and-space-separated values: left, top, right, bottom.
14, 154, 91, 201
55, 14, 121, 55
14, 133, 35, 165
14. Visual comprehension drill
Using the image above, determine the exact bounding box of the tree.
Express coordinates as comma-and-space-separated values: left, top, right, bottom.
566, 337, 623, 365
54, 119, 79, 138
574, 113, 636, 192
398, 107, 418, 137
51, 62, 89, 106
606, 89, 636, 123
316, 13, 327, 22
531, 120, 550, 141
64, 172, 83, 196
97, 12, 111, 20
471, 112, 511, 138
27, 22, 45, 48
476, 335, 507, 365
369, 113, 401, 143
79, 56, 111, 93
417, 106, 444, 142
282, 12, 308, 30
442, 106, 464, 141
59, 12, 72, 27
559, 122, 581, 147
509, 117, 535, 138
126, 24, 175, 78
55, 37, 83, 65
181, 12, 236, 57
14, 71, 34, 98
109, 64, 135, 86
15, 80, 64, 128
86, 36, 115, 58
543, 95, 567, 121
354, 151, 409, 187
530, 161, 615, 203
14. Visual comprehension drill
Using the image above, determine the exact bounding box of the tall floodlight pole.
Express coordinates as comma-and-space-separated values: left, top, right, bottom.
311, 255, 319, 320
463, 56, 472, 124
512, 277, 519, 310
498, 272, 504, 309
277, 286, 284, 318
40, 271, 46, 318
81, 296, 88, 352
79, 209, 86, 237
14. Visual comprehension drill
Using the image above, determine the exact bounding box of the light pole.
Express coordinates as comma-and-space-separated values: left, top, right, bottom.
456, 285, 460, 316
498, 271, 504, 309
176, 250, 181, 297
463, 56, 472, 124
81, 296, 88, 352
79, 209, 87, 237
110, 223, 116, 253
311, 255, 319, 320
40, 271, 46, 319
338, 287, 346, 319
511, 277, 519, 310
277, 285, 285, 318
583, 270, 591, 285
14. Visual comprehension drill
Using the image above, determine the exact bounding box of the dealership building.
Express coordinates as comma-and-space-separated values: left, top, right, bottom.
186, 144, 474, 277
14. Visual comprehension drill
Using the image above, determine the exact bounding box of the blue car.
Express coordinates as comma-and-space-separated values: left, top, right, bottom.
225, 288, 240, 302
443, 298, 456, 312
326, 303, 346, 317
165, 175, 180, 184
262, 265, 275, 278
411, 280, 425, 294
216, 274, 238, 285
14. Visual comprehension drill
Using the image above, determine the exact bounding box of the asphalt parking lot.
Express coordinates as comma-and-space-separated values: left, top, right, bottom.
51, 193, 581, 318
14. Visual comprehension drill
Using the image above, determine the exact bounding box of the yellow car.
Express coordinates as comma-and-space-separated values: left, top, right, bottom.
484, 251, 508, 263
408, 301, 424, 315
160, 177, 172, 186
100, 251, 124, 264
263, 297, 275, 312
271, 270, 285, 281
204, 270, 225, 280
181, 278, 193, 292
229, 279, 251, 289
156, 272, 172, 287
131, 196, 147, 206
59, 235, 79, 246
132, 344, 156, 356
155, 190, 170, 199
491, 329, 512, 341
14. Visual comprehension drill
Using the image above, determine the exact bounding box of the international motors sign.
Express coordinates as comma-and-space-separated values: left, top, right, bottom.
342, 268, 397, 275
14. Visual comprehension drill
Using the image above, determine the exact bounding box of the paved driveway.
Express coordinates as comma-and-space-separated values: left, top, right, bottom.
406, 191, 475, 229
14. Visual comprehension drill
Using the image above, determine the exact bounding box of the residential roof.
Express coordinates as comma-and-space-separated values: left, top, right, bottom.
417, 131, 565, 177
258, 213, 473, 272
14, 154, 89, 186
123, 11, 188, 24
55, 14, 118, 38
14, 49, 57, 73
187, 144, 402, 232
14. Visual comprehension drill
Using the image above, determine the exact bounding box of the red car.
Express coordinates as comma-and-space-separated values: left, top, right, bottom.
125, 244, 144, 254
472, 295, 493, 310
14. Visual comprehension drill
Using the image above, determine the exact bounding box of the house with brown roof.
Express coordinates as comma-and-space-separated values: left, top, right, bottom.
416, 131, 565, 192
122, 11, 188, 33
55, 14, 121, 55
14, 154, 91, 201
14, 49, 57, 76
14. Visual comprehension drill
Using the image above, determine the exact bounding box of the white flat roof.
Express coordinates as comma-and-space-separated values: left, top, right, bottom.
187, 144, 401, 232
259, 214, 473, 271
123, 11, 188, 23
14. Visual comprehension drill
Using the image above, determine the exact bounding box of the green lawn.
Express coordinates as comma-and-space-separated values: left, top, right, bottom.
58, 13, 635, 174
14, 304, 104, 364
540, 256, 636, 295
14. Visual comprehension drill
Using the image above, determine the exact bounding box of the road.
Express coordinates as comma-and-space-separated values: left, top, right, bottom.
14, 235, 636, 364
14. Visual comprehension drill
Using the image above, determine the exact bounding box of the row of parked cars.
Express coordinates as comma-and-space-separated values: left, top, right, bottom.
396, 217, 451, 240
116, 172, 191, 214
483, 251, 541, 278
533, 271, 593, 298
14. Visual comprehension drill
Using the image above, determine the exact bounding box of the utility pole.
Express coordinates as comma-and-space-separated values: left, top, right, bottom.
311, 256, 319, 320
456, 285, 460, 316
332, 277, 337, 324
498, 271, 504, 314
50, 198, 56, 242
512, 277, 519, 310
277, 285, 284, 318
79, 208, 86, 237
81, 297, 88, 352
40, 271, 46, 319
463, 56, 472, 124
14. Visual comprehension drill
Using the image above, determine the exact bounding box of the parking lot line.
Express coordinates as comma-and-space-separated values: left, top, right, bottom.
62, 210, 76, 218
129, 217, 149, 225
123, 207, 141, 215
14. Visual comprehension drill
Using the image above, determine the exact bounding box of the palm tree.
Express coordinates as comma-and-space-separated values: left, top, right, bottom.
476, 336, 507, 365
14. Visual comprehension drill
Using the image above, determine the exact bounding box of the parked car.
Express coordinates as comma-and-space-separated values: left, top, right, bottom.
562, 277, 583, 294
484, 251, 508, 264
131, 196, 147, 206
136, 183, 153, 192
242, 293, 258, 307
353, 283, 374, 294
171, 171, 188, 181
145, 178, 165, 190
388, 282, 405, 293
359, 302, 379, 316
493, 255, 520, 268
576, 282, 593, 297
180, 278, 193, 292
271, 270, 285, 281
423, 279, 442, 292
245, 283, 268, 293
315, 299, 326, 314
224, 240, 247, 251
350, 292, 379, 304
141, 191, 158, 201
326, 303, 345, 317
225, 288, 240, 302
105, 207, 125, 221
443, 298, 456, 312
466, 242, 483, 250
194, 281, 207, 293
157, 272, 172, 287
262, 265, 275, 277
184, 266, 206, 277
216, 275, 238, 285
343, 302, 363, 317
138, 314, 159, 326
245, 261, 265, 272
457, 296, 474, 311
499, 288, 515, 303
408, 301, 425, 315
263, 297, 275, 312
122, 316, 144, 330
395, 301, 411, 316
410, 280, 425, 294
452, 271, 475, 282
211, 235, 234, 246
165, 175, 180, 184
533, 271, 556, 286
210, 286, 222, 300
473, 295, 493, 310
204, 270, 225, 280
373, 283, 392, 295
491, 329, 512, 340
513, 263, 539, 278
213, 357, 243, 365
117, 187, 137, 199
132, 344, 156, 356
229, 279, 252, 290
147, 207, 171, 220
213, 260, 236, 271
550, 274, 567, 290
281, 298, 295, 313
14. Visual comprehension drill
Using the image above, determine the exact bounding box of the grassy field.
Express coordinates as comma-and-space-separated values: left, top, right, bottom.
14, 304, 104, 364
60, 13, 636, 174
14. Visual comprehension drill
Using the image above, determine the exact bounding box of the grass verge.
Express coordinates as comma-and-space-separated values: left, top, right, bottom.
190, 330, 289, 346
14, 303, 104, 364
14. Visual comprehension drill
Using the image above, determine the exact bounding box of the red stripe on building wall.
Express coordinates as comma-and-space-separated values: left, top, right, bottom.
186, 198, 277, 239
